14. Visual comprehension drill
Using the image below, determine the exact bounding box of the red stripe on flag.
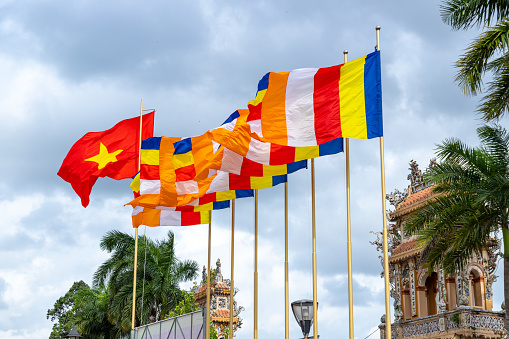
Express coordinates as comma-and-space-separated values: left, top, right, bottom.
229, 173, 252, 190
141, 164, 160, 180
181, 212, 202, 226
175, 164, 196, 182
247, 103, 261, 122
199, 192, 217, 205
240, 158, 264, 177
314, 64, 343, 143
269, 144, 296, 165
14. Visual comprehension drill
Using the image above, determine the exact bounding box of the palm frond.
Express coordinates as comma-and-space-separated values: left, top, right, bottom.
455, 19, 509, 96
440, 0, 509, 30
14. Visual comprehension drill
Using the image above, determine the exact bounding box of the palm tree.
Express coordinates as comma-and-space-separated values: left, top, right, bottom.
441, 0, 509, 121
74, 286, 119, 339
93, 229, 199, 333
405, 124, 509, 329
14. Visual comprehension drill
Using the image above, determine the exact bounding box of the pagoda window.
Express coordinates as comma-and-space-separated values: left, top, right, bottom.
469, 269, 484, 308
424, 272, 438, 316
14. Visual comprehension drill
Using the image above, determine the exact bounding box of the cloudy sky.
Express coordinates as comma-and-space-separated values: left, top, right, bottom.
0, 0, 505, 338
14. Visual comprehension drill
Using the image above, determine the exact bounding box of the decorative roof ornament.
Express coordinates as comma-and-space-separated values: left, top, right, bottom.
408, 160, 423, 188
386, 188, 408, 207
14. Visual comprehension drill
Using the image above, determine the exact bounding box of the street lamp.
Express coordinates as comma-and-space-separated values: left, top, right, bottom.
65, 326, 83, 339
291, 299, 318, 339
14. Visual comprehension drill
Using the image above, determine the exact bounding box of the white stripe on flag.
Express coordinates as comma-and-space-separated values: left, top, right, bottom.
285, 68, 318, 146
246, 138, 271, 165
176, 180, 199, 195
206, 171, 230, 194
160, 210, 182, 226
140, 179, 161, 194
220, 148, 243, 175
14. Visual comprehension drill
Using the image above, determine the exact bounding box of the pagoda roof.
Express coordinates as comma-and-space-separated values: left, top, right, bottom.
389, 239, 422, 263
390, 185, 435, 219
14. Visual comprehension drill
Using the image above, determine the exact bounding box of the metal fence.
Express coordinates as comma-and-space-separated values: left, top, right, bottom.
131, 310, 205, 339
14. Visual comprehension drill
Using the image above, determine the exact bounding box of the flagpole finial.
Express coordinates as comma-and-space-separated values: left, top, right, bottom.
376, 26, 381, 30
343, 50, 348, 55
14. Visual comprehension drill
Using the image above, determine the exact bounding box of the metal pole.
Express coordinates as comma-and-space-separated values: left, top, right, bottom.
285, 182, 289, 339
311, 158, 318, 339
377, 26, 392, 339
344, 50, 354, 339
131, 99, 144, 330
254, 190, 258, 339
206, 212, 212, 339
229, 199, 235, 338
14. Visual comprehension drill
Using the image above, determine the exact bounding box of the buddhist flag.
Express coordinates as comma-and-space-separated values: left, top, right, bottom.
127, 134, 307, 208
247, 51, 382, 146
132, 207, 211, 228
209, 109, 343, 173
131, 171, 254, 211
58, 112, 155, 207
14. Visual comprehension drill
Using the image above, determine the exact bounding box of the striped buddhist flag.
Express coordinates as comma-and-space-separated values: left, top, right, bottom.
132, 206, 211, 228
247, 51, 382, 146
127, 136, 306, 208
209, 109, 343, 173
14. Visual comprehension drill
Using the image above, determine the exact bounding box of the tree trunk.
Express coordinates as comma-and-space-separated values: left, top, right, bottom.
505, 256, 509, 331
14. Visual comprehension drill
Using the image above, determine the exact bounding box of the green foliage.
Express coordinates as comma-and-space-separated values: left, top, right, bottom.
406, 125, 509, 273
451, 313, 460, 324
166, 290, 200, 318
210, 326, 219, 339
441, 0, 509, 121
93, 230, 199, 333
406, 125, 509, 329
47, 280, 88, 339
47, 230, 199, 338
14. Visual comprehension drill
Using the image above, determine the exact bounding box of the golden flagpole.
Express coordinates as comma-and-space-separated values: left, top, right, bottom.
206, 212, 212, 339
131, 99, 143, 331
284, 182, 289, 339
311, 158, 318, 339
229, 199, 235, 338
254, 190, 258, 339
377, 26, 392, 339
344, 50, 355, 339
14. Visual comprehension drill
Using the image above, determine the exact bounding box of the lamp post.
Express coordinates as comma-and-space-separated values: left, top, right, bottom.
291, 299, 318, 339
65, 326, 83, 339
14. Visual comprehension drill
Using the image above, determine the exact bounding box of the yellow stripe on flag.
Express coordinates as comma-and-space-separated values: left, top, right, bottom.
339, 56, 368, 139
173, 152, 195, 169
248, 89, 267, 107
200, 211, 211, 224
295, 145, 320, 162
250, 176, 273, 189
141, 149, 160, 165
216, 190, 236, 201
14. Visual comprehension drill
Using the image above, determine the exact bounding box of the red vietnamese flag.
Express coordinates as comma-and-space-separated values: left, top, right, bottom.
58, 112, 155, 207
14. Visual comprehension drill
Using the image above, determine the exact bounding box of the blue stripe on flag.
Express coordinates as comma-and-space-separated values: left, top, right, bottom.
222, 111, 240, 125
257, 73, 270, 91
213, 200, 230, 210
364, 50, 383, 139
174, 138, 193, 154
319, 138, 343, 156
272, 174, 287, 186
287, 160, 308, 174
142, 137, 161, 150
236, 189, 254, 198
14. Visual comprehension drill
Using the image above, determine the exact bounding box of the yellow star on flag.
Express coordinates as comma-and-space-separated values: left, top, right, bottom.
85, 143, 123, 169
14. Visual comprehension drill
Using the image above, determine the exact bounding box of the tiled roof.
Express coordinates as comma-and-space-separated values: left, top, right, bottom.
214, 309, 230, 318
390, 186, 436, 219
398, 186, 433, 209
392, 239, 419, 256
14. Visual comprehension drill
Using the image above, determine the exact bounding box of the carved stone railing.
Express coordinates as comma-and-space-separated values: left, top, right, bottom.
379, 306, 506, 338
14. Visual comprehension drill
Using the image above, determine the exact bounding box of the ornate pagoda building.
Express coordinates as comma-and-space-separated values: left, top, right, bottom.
193, 259, 243, 338
376, 160, 505, 339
